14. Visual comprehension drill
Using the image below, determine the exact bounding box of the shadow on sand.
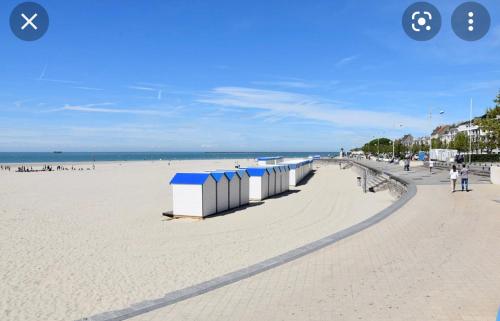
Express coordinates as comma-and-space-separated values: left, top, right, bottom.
295, 170, 316, 186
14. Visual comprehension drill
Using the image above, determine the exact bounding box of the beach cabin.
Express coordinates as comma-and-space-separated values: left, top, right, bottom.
257, 156, 284, 166
286, 163, 299, 187
278, 165, 289, 192
212, 171, 240, 209
276, 165, 285, 194
245, 168, 269, 201
210, 172, 230, 213
282, 165, 290, 191
236, 169, 250, 206
170, 173, 217, 218
266, 167, 276, 197
298, 162, 304, 182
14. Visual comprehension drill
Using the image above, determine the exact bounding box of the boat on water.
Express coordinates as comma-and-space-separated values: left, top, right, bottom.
53, 151, 63, 154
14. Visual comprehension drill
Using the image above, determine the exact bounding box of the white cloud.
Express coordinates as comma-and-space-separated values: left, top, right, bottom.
128, 85, 156, 91
73, 86, 104, 91
49, 103, 173, 116
335, 55, 360, 67
199, 86, 430, 131
251, 80, 316, 88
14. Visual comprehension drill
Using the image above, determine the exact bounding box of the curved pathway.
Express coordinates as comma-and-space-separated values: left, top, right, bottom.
128, 163, 500, 321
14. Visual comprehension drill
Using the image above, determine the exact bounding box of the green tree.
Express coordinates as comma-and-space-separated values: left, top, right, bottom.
431, 138, 444, 149
475, 91, 500, 153
361, 138, 392, 155
452, 132, 469, 153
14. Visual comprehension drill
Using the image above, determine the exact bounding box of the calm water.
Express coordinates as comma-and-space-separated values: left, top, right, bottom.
0, 152, 337, 164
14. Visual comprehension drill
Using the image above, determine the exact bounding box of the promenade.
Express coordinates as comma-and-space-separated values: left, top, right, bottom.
128, 162, 500, 321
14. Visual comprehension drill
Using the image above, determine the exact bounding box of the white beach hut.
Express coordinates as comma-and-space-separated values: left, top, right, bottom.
236, 169, 250, 206
257, 156, 284, 166
266, 167, 276, 197
213, 171, 240, 209
274, 166, 283, 194
245, 168, 269, 201
170, 173, 217, 218
297, 162, 304, 182
210, 172, 230, 213
279, 165, 289, 192
286, 163, 298, 187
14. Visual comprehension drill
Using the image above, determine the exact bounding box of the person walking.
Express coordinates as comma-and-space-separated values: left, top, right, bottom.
460, 164, 469, 192
450, 165, 459, 193
429, 159, 434, 174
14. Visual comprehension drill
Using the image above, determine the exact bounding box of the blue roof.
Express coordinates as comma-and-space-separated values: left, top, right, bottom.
235, 169, 248, 178
209, 172, 228, 182
244, 168, 269, 177
286, 163, 298, 169
214, 170, 239, 181
257, 156, 283, 161
170, 173, 213, 185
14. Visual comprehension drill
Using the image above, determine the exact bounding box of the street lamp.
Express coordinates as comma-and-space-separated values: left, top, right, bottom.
393, 123, 403, 159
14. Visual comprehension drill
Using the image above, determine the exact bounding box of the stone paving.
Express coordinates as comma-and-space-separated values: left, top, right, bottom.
127, 163, 500, 321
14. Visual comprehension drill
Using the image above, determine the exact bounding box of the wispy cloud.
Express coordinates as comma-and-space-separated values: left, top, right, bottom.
37, 63, 79, 84
251, 80, 316, 89
59, 105, 169, 116
129, 85, 163, 100
199, 86, 429, 131
46, 102, 181, 117
72, 86, 104, 91
335, 55, 360, 67
128, 85, 156, 91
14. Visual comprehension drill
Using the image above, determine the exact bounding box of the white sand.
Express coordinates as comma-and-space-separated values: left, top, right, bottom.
0, 159, 394, 321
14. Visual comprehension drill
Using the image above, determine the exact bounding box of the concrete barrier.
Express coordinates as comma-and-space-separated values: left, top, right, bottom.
491, 166, 500, 185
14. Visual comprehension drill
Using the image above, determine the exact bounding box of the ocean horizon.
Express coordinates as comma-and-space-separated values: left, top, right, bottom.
0, 152, 338, 164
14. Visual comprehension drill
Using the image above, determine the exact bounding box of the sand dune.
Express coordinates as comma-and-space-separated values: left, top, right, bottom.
0, 159, 394, 321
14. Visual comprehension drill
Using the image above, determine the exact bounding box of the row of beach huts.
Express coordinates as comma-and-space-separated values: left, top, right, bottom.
169, 157, 314, 218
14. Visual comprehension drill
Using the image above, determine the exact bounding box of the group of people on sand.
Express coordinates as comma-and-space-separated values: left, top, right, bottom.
2, 164, 96, 173
449, 164, 470, 193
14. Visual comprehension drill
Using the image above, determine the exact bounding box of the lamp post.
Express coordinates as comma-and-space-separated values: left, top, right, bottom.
469, 99, 473, 164
393, 123, 403, 159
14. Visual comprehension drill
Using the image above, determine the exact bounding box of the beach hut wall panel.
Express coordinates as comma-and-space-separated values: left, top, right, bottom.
213, 171, 240, 209
280, 165, 289, 191
281, 166, 287, 191
246, 168, 269, 201
170, 173, 217, 217
266, 168, 276, 196
277, 166, 284, 194
210, 172, 230, 213
282, 165, 290, 190
236, 169, 250, 205
286, 163, 298, 186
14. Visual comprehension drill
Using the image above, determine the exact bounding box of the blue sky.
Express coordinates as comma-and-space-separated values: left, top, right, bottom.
1, 0, 499, 152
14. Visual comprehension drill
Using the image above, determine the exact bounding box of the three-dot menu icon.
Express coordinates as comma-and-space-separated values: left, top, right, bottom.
451, 1, 490, 41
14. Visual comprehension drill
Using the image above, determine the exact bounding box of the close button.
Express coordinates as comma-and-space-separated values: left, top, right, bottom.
10, 2, 49, 41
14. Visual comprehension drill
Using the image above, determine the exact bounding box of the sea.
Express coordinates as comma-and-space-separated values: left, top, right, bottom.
0, 152, 338, 164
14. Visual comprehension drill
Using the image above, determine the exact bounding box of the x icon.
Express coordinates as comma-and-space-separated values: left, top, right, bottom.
21, 13, 38, 30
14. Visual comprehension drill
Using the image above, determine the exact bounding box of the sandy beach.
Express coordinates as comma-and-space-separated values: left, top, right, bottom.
0, 159, 394, 321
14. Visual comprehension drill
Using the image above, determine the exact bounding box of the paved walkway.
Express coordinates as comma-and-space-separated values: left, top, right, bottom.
128, 164, 499, 321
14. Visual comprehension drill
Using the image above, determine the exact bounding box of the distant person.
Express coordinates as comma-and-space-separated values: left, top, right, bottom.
429, 160, 434, 174
404, 158, 410, 171
460, 164, 469, 192
450, 165, 459, 193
